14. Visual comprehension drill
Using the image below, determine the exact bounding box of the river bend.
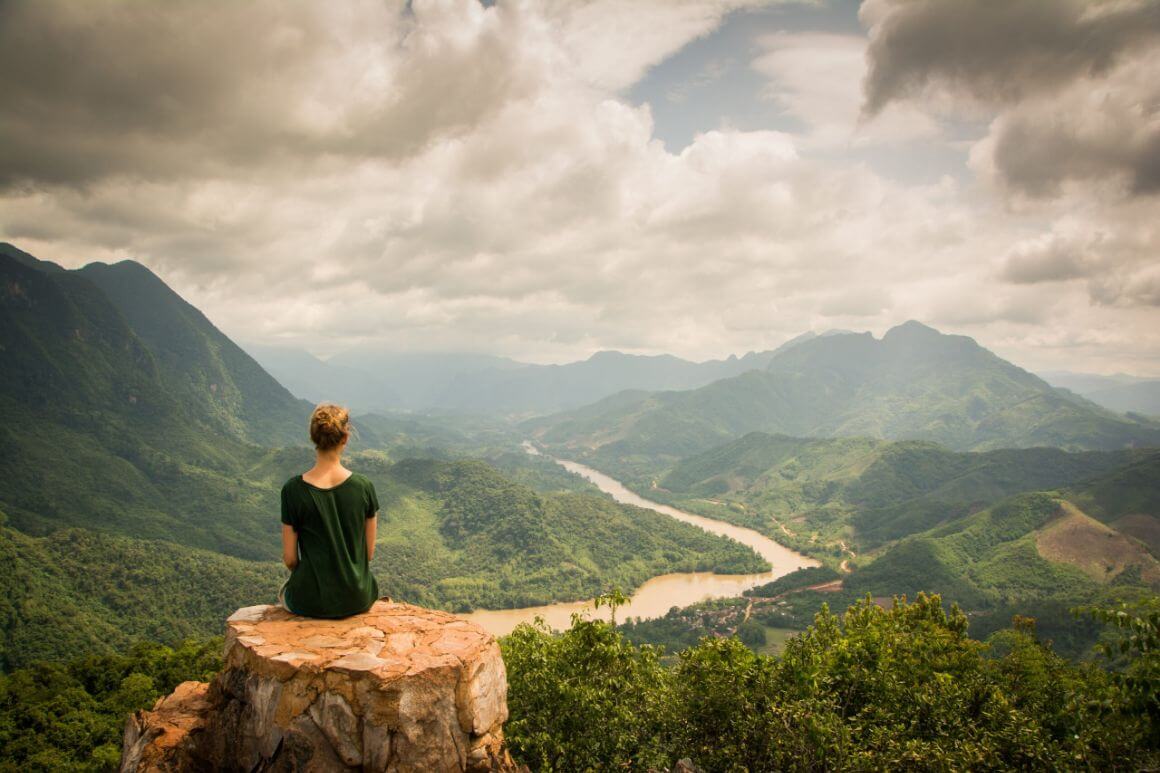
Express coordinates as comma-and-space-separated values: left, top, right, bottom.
462, 444, 818, 636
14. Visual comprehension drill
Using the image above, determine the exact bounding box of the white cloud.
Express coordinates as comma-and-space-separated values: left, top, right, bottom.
751, 32, 941, 148
0, 0, 1157, 375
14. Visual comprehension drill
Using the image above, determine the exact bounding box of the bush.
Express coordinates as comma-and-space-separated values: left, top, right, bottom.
502, 593, 1158, 771
501, 609, 671, 771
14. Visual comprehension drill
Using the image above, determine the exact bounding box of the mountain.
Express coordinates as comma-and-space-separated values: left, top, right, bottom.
370, 456, 764, 613
1, 242, 310, 447
77, 259, 311, 446
1040, 370, 1147, 395
1044, 369, 1160, 415
240, 343, 403, 413
0, 242, 316, 547
1082, 381, 1160, 417
243, 332, 845, 416
324, 349, 525, 412
645, 428, 1160, 648
1041, 370, 1160, 417
529, 322, 1160, 471
433, 333, 854, 415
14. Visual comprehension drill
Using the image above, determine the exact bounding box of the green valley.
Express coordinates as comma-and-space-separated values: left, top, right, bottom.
640, 431, 1158, 558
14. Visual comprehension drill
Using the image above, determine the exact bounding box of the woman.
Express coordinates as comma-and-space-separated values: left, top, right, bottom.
278, 403, 382, 617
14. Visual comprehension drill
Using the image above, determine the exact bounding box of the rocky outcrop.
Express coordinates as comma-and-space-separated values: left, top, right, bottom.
121, 601, 518, 772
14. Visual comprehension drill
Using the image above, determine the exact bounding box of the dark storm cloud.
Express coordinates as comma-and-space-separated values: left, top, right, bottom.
0, 1, 322, 187
860, 0, 1160, 199
860, 0, 1160, 114
1000, 225, 1160, 308
989, 104, 1160, 197
0, 0, 533, 190
1001, 239, 1089, 285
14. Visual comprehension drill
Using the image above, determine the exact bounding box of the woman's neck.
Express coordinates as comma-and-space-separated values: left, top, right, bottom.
307, 449, 347, 479
315, 448, 342, 465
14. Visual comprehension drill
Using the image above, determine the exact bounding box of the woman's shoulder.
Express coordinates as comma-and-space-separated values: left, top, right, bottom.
281, 474, 305, 492
345, 472, 378, 500
348, 471, 375, 489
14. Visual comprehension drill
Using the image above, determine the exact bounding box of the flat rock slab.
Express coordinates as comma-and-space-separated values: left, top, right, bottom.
122, 601, 518, 772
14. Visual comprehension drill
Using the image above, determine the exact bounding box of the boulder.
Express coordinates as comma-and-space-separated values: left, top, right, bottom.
121, 601, 518, 772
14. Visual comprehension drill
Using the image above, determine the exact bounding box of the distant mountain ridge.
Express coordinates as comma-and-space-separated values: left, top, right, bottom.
528, 321, 1160, 465
1041, 370, 1160, 417
243, 330, 847, 416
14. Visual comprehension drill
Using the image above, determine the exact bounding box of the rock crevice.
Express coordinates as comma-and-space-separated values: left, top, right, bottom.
121, 601, 517, 772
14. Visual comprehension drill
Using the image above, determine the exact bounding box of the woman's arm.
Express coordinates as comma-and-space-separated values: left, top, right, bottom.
366, 513, 377, 561
281, 524, 299, 570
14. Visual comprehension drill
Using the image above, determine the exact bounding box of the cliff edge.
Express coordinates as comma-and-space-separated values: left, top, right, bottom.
120, 601, 518, 772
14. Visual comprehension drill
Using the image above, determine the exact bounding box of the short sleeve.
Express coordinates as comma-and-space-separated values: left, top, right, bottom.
281, 482, 297, 530
366, 479, 380, 519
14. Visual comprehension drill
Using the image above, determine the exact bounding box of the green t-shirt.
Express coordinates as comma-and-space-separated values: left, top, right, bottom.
280, 472, 380, 618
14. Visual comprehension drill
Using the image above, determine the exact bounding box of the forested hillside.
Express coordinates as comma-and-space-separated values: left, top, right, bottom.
647, 432, 1158, 555
77, 259, 309, 447
849, 493, 1160, 608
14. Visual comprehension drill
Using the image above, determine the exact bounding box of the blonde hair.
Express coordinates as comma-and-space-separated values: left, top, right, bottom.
309, 403, 351, 451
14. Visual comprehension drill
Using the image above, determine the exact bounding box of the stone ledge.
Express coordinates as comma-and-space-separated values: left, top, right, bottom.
121, 601, 520, 772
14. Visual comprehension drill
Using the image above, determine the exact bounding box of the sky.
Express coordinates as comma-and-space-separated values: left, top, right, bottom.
1, 0, 1159, 374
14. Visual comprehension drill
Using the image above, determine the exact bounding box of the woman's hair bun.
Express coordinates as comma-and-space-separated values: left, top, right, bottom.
309, 403, 351, 450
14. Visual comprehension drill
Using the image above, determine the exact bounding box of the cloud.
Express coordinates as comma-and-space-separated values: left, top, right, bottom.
1001, 235, 1093, 285
860, 0, 1160, 113
860, 0, 1160, 199
0, 0, 1157, 374
998, 201, 1160, 308
752, 32, 940, 147
971, 55, 1160, 198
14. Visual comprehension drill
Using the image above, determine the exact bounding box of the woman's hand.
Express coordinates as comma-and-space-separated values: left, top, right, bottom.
281, 524, 299, 570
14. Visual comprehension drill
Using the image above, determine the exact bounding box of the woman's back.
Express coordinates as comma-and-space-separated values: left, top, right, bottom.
280, 470, 380, 618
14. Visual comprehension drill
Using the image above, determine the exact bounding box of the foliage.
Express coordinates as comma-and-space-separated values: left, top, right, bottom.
484, 451, 604, 496
0, 451, 764, 668
502, 593, 1159, 772
0, 638, 222, 773
0, 592, 1156, 771
0, 524, 280, 670
618, 597, 764, 654
501, 611, 672, 771
1079, 597, 1160, 744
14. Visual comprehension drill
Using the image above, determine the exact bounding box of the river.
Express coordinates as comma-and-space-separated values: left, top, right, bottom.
462, 443, 818, 636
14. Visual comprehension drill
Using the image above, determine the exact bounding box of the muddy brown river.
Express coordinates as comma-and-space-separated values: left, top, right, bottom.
462, 444, 818, 636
